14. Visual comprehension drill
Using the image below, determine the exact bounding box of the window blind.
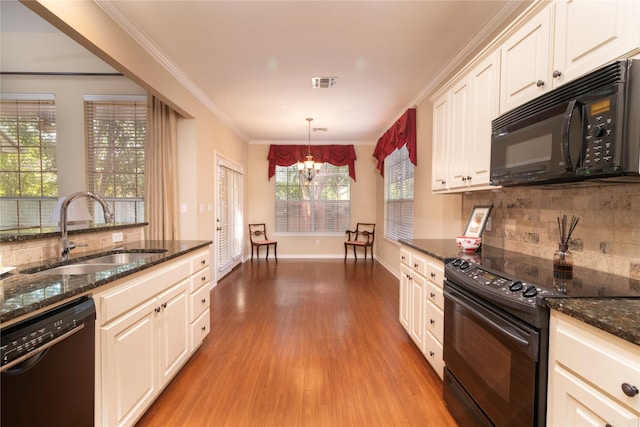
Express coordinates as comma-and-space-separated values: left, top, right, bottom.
0, 97, 58, 230
218, 164, 244, 272
84, 98, 146, 223
275, 163, 350, 233
384, 145, 414, 241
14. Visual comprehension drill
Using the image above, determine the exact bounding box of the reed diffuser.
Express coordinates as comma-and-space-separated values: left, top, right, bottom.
554, 215, 579, 291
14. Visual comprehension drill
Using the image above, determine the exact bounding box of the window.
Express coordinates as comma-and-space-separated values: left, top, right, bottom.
275, 163, 350, 233
384, 145, 413, 241
84, 95, 146, 223
0, 95, 58, 231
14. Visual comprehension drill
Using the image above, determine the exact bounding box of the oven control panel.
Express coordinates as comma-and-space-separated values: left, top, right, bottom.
446, 258, 560, 306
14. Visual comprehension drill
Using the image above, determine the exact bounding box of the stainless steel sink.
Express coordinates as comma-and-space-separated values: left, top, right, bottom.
33, 263, 119, 275
24, 250, 167, 275
84, 252, 160, 264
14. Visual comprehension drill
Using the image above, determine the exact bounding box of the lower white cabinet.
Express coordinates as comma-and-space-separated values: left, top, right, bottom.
547, 310, 640, 426
399, 245, 445, 379
94, 247, 211, 427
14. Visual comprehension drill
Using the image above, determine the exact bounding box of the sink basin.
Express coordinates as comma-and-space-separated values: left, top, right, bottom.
33, 263, 119, 275
85, 252, 161, 264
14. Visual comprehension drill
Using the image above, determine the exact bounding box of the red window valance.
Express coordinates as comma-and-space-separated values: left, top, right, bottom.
372, 108, 417, 175
267, 144, 357, 180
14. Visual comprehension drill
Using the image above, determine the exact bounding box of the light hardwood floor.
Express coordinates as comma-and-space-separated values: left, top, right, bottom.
135, 259, 457, 426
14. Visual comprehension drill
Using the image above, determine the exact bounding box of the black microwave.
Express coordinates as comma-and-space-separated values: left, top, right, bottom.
490, 59, 640, 187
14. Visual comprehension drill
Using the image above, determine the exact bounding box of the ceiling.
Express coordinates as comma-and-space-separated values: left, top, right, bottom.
5, 1, 529, 144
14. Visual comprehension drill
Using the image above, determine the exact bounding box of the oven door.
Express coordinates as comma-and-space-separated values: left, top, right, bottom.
443, 281, 540, 427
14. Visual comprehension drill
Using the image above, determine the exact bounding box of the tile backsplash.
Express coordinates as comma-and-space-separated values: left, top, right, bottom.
0, 226, 144, 267
464, 183, 640, 278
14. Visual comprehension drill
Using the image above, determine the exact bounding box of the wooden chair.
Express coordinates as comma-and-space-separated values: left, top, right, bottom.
344, 223, 375, 261
248, 223, 278, 261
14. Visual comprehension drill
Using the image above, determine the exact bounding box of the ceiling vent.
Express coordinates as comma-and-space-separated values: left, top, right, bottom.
313, 127, 328, 132
312, 77, 337, 88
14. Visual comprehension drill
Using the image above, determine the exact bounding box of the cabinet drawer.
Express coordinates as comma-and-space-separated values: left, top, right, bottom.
411, 254, 428, 277
400, 248, 412, 267
190, 309, 210, 351
190, 283, 210, 322
190, 250, 210, 273
424, 331, 444, 380
190, 266, 210, 292
425, 300, 444, 343
96, 258, 190, 324
553, 313, 640, 412
427, 261, 444, 287
426, 281, 444, 310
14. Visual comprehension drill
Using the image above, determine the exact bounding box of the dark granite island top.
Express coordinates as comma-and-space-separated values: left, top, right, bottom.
0, 240, 212, 325
398, 238, 639, 347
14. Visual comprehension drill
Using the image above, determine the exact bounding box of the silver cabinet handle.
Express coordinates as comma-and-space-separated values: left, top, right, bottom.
536, 79, 545, 87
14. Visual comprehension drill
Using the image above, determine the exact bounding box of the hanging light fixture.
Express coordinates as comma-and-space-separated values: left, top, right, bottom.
298, 117, 322, 182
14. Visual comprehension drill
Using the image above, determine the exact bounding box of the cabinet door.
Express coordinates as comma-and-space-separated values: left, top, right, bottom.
101, 298, 158, 427
553, 0, 640, 87
431, 93, 449, 191
157, 279, 190, 387
399, 264, 411, 331
469, 52, 500, 186
449, 78, 471, 189
549, 366, 638, 427
410, 273, 425, 349
500, 4, 552, 113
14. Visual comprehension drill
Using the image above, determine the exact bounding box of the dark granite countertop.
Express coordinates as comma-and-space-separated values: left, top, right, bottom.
0, 240, 211, 325
547, 298, 640, 346
398, 238, 463, 262
399, 238, 639, 347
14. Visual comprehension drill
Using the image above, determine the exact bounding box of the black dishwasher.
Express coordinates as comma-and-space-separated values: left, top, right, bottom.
1, 297, 96, 427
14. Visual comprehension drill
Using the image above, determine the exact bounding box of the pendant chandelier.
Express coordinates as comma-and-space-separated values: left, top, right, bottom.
298, 117, 322, 182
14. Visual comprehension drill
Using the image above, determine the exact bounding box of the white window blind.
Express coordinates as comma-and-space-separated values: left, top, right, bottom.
0, 97, 58, 230
275, 163, 350, 233
384, 145, 414, 241
218, 163, 244, 273
84, 97, 146, 223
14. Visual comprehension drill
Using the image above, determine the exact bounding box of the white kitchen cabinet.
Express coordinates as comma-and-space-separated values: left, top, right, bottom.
423, 256, 445, 380
547, 310, 640, 426
431, 51, 499, 192
399, 245, 445, 379
500, 0, 640, 114
499, 4, 552, 114
94, 247, 211, 427
553, 0, 640, 87
189, 250, 211, 351
431, 93, 449, 191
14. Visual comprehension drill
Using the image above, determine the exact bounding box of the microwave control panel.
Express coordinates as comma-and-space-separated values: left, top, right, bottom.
582, 95, 616, 170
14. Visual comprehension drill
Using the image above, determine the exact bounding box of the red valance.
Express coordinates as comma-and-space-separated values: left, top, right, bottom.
372, 108, 417, 176
268, 144, 357, 180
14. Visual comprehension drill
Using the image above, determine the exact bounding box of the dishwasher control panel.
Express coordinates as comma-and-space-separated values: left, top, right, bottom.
1, 298, 95, 369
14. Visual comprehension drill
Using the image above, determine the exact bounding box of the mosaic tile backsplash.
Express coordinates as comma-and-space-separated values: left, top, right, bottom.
464, 183, 640, 279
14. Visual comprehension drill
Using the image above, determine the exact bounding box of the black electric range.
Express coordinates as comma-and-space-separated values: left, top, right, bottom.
444, 245, 640, 329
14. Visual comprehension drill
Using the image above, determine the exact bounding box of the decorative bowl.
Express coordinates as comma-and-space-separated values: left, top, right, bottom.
456, 236, 482, 252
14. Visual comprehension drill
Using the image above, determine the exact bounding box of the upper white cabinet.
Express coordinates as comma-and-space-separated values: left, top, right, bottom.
554, 0, 640, 87
500, 0, 640, 114
499, 4, 552, 114
431, 51, 500, 192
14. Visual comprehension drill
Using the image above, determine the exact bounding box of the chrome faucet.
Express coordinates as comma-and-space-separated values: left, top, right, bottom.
60, 191, 113, 259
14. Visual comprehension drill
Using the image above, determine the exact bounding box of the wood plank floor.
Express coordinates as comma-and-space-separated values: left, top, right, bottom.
136, 259, 458, 427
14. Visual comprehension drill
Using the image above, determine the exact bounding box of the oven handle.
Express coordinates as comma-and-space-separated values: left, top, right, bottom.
445, 285, 539, 361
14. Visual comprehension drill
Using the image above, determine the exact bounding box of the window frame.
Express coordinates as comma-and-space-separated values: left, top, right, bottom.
274, 162, 351, 235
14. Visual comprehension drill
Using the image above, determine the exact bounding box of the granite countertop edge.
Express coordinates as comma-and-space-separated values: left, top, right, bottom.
0, 239, 212, 324
399, 238, 640, 347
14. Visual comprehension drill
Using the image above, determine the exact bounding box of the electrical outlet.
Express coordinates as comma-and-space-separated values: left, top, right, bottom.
112, 232, 124, 243
180, 204, 187, 213
485, 217, 492, 232
315, 239, 320, 245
